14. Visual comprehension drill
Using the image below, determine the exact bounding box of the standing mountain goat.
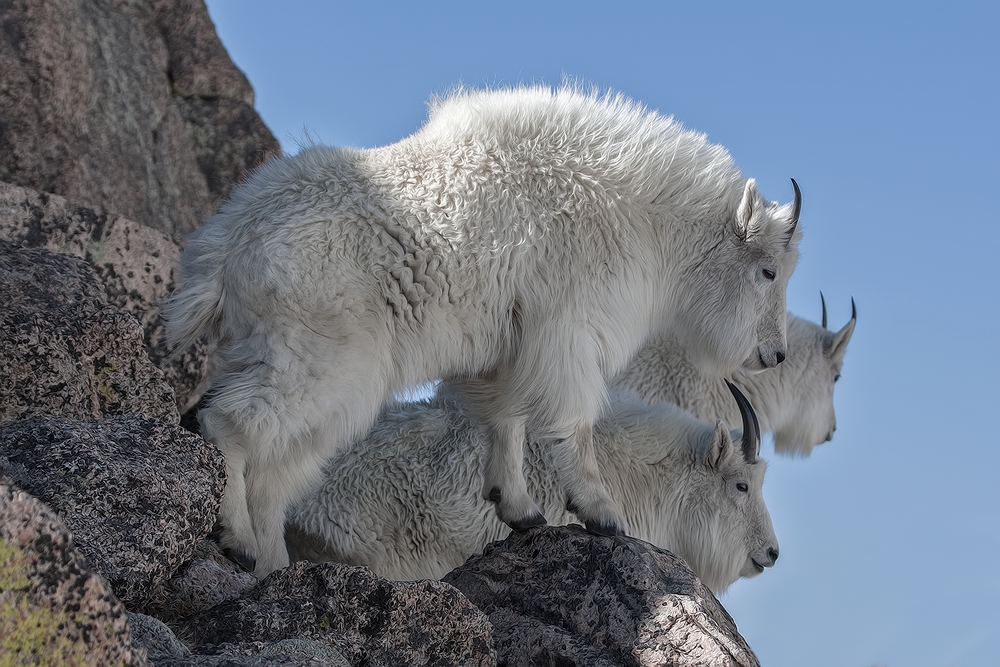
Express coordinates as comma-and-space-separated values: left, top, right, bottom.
611, 295, 856, 456
163, 85, 801, 577
286, 381, 778, 593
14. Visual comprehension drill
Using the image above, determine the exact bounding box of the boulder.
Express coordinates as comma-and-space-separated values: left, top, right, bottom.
0, 414, 226, 610
0, 240, 180, 423
0, 480, 147, 664
128, 612, 191, 661
144, 538, 257, 624
0, 182, 210, 413
0, 0, 279, 239
180, 561, 496, 667
444, 525, 760, 667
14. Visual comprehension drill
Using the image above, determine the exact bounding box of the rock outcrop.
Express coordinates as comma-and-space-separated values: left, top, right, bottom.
0, 182, 209, 413
0, 0, 280, 239
0, 414, 226, 610
0, 1, 764, 663
445, 525, 759, 667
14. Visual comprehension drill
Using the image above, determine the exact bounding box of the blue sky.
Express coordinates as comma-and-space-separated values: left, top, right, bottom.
203, 2, 1000, 665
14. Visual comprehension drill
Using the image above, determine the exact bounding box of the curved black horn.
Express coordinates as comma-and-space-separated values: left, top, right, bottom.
820, 290, 828, 329
786, 178, 801, 246
725, 379, 761, 462
851, 296, 857, 323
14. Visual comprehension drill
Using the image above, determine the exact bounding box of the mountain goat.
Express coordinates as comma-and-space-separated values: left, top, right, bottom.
286, 381, 777, 593
163, 84, 801, 577
611, 295, 856, 456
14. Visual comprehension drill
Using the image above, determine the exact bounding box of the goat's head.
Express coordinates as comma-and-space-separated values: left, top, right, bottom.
772, 294, 856, 456
672, 179, 801, 375
681, 380, 778, 592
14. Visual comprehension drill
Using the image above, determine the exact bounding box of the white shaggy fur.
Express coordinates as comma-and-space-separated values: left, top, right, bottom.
285, 385, 778, 593
163, 85, 800, 577
610, 297, 856, 456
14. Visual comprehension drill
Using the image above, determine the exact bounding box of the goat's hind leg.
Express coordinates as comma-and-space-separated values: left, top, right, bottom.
244, 445, 330, 578
200, 406, 260, 572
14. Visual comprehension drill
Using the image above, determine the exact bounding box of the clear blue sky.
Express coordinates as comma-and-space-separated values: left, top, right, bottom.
203, 2, 1000, 665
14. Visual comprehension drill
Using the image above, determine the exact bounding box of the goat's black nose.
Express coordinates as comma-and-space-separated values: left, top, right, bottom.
775, 350, 786, 364
768, 547, 779, 564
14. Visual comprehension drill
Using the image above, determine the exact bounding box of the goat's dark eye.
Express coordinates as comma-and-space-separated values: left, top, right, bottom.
736, 482, 749, 493
834, 374, 841, 382
762, 269, 776, 281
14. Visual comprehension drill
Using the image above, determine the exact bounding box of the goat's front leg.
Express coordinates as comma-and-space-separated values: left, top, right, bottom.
482, 416, 547, 530
555, 421, 628, 537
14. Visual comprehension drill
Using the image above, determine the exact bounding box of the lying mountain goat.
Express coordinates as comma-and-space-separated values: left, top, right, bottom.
163, 84, 801, 577
285, 381, 778, 593
611, 295, 856, 456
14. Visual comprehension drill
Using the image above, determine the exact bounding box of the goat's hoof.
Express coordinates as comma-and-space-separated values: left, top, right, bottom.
508, 512, 547, 532
585, 518, 625, 537
224, 548, 257, 574
487, 487, 502, 504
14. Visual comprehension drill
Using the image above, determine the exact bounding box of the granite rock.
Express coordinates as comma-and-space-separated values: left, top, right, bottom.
444, 525, 759, 667
0, 480, 147, 664
0, 182, 210, 413
0, 240, 180, 423
0, 415, 226, 610
0, 0, 279, 239
182, 561, 496, 667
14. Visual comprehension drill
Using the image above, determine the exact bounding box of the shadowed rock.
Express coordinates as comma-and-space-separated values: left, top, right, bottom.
444, 525, 759, 667
180, 560, 496, 667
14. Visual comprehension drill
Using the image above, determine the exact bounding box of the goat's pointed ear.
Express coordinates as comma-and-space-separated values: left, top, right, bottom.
735, 178, 763, 241
707, 420, 735, 469
830, 298, 857, 360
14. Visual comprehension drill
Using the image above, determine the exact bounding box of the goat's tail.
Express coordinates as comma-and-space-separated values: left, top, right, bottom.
161, 236, 228, 356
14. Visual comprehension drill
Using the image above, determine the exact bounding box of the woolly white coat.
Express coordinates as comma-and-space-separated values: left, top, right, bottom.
164, 85, 800, 576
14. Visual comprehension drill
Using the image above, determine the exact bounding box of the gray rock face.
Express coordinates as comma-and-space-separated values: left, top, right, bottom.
0, 414, 226, 610
128, 611, 192, 660
0, 240, 180, 423
154, 654, 331, 666
0, 480, 147, 665
0, 182, 210, 413
181, 561, 497, 667
0, 2, 765, 663
0, 0, 280, 239
444, 525, 760, 667
145, 538, 257, 624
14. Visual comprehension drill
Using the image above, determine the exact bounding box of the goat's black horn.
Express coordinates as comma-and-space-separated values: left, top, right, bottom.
820, 291, 828, 329
725, 379, 761, 462
851, 296, 857, 323
786, 178, 801, 246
